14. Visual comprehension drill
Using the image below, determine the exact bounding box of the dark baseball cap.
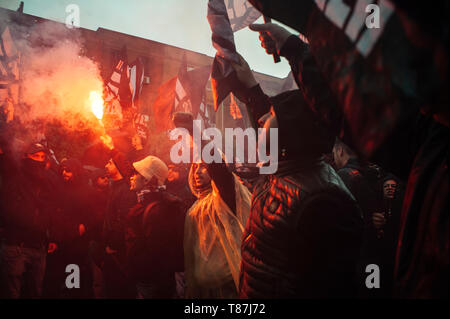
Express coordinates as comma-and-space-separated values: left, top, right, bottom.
25, 142, 47, 155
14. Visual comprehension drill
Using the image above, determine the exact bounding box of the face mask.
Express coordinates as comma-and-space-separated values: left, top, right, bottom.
23, 157, 45, 169
22, 158, 46, 181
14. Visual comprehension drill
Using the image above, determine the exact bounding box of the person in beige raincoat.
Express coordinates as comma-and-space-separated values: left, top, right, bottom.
184, 160, 251, 298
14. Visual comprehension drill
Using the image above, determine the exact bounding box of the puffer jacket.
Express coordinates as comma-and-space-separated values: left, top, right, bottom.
239, 159, 363, 298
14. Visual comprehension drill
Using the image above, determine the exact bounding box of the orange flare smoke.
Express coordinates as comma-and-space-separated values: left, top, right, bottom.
88, 90, 114, 150
100, 134, 114, 150
89, 91, 104, 120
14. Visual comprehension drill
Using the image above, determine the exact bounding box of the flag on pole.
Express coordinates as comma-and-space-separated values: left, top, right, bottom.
104, 46, 133, 117
129, 57, 145, 110
225, 0, 261, 32
152, 76, 177, 133
0, 26, 20, 106
103, 46, 144, 132
133, 112, 150, 141
128, 58, 146, 147
174, 54, 212, 127
229, 92, 242, 120
248, 0, 448, 160
153, 54, 212, 133
208, 0, 261, 112
104, 63, 123, 117
184, 66, 212, 128
197, 98, 213, 129
207, 0, 240, 112
185, 65, 210, 116
174, 54, 192, 114
117, 49, 133, 111
17, 2, 24, 13
0, 27, 19, 82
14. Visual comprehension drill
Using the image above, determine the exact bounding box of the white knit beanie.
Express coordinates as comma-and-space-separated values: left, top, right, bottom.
132, 156, 168, 186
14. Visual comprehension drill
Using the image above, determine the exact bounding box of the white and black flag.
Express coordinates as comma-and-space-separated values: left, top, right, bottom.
174, 54, 212, 128
197, 99, 213, 129
208, 0, 262, 113
104, 48, 144, 120
207, 0, 240, 112
129, 57, 145, 110
226, 0, 261, 32
129, 58, 147, 141
133, 112, 150, 141
174, 54, 192, 114
0, 26, 20, 107
104, 54, 127, 118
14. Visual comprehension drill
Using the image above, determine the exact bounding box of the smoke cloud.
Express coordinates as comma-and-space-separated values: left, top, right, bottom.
19, 22, 104, 124
1, 11, 106, 159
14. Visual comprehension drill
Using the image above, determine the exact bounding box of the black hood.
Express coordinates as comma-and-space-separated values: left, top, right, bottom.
90, 167, 107, 181
21, 158, 46, 184
270, 90, 335, 161
61, 158, 85, 185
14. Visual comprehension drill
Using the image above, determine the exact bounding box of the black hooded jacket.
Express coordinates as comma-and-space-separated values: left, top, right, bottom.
238, 87, 364, 298
1, 157, 61, 247
54, 159, 92, 246
336, 158, 381, 223
267, 25, 449, 298
124, 190, 185, 289
103, 178, 136, 252
248, 1, 448, 297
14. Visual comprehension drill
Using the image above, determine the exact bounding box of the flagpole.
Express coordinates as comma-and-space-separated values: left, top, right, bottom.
262, 16, 281, 63
18, 50, 22, 107
221, 101, 224, 134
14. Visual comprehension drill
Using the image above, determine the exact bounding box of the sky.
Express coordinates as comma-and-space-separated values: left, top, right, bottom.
1, 0, 295, 78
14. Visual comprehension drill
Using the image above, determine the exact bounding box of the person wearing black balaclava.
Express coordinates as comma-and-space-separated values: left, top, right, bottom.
102, 150, 136, 298
231, 55, 364, 298
0, 143, 60, 298
87, 168, 109, 299
43, 158, 93, 298
367, 175, 404, 298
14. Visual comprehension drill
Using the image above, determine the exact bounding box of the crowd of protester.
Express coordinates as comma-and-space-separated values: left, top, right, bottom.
0, 17, 446, 299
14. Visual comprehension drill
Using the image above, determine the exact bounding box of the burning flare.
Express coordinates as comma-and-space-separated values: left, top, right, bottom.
88, 90, 114, 150
100, 134, 114, 150
89, 91, 104, 120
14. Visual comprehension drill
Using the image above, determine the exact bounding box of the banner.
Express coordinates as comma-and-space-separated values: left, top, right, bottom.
0, 26, 20, 112
207, 0, 240, 112
226, 0, 261, 32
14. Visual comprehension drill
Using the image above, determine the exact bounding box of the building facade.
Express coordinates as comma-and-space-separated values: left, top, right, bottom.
1, 7, 288, 135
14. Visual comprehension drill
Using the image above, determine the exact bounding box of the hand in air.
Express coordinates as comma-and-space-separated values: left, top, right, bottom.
249, 23, 292, 55
372, 212, 386, 230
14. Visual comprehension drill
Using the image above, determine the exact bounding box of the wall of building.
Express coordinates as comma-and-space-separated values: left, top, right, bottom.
2, 7, 286, 132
